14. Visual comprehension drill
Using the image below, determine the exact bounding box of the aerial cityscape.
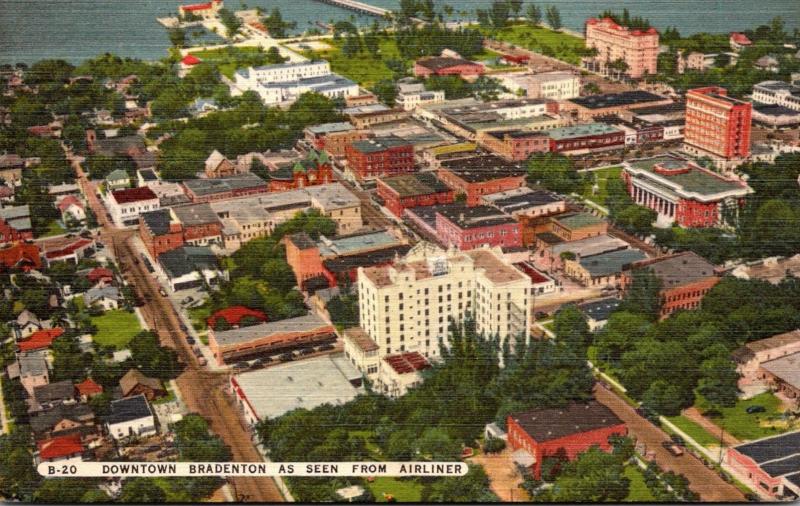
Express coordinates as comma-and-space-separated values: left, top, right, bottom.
0, 0, 799, 502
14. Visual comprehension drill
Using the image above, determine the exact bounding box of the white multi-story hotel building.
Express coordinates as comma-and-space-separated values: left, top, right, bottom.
354, 242, 533, 362
231, 61, 360, 105
234, 61, 331, 86
497, 72, 581, 101
752, 81, 800, 111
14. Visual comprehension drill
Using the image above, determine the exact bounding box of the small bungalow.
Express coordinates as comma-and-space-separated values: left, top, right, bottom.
84, 285, 122, 311
105, 169, 131, 191
119, 369, 166, 401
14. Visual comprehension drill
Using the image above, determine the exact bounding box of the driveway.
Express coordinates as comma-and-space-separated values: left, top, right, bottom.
595, 384, 745, 502
469, 449, 530, 502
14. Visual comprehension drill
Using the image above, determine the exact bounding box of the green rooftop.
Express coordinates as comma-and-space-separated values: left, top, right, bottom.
554, 212, 606, 230
628, 155, 752, 196
546, 123, 622, 141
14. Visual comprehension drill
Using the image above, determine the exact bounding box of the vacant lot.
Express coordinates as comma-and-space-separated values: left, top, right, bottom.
482, 24, 586, 64
91, 309, 141, 349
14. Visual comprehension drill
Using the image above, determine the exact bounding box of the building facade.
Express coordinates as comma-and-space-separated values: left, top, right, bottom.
345, 136, 415, 180
376, 172, 455, 218
107, 187, 160, 227
584, 17, 659, 78
684, 86, 752, 162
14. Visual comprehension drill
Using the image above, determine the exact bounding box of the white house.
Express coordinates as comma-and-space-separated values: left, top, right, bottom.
105, 169, 131, 191
107, 187, 160, 227
156, 246, 226, 292
84, 285, 122, 311
106, 394, 157, 441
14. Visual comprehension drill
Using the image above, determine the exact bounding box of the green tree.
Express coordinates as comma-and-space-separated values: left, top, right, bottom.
371, 79, 398, 106
526, 153, 583, 194
489, 0, 511, 29
541, 447, 630, 502
416, 427, 462, 460
219, 8, 242, 37
553, 304, 591, 349
262, 8, 297, 38
526, 3, 542, 25
423, 465, 497, 502
620, 268, 663, 321
695, 355, 739, 408
168, 28, 187, 48
119, 478, 166, 503
545, 5, 562, 30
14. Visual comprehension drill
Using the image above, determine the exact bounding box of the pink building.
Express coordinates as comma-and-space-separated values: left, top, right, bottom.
585, 17, 659, 78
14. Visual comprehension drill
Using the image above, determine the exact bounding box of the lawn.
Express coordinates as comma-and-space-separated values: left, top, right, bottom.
41, 220, 65, 238
154, 382, 177, 405
480, 23, 586, 65
366, 477, 423, 503
91, 309, 142, 349
665, 415, 720, 447
697, 392, 793, 441
581, 166, 622, 205
302, 36, 407, 88
624, 465, 656, 502
189, 46, 274, 79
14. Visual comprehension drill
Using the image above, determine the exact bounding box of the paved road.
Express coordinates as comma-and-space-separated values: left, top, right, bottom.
594, 384, 746, 502
71, 154, 285, 503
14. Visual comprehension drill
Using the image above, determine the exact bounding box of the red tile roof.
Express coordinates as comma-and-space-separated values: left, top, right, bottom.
207, 306, 268, 328
383, 352, 430, 375
514, 262, 550, 284
730, 32, 752, 45
180, 0, 219, 11
111, 186, 157, 204
0, 243, 41, 270
44, 238, 94, 260
181, 54, 202, 65
18, 327, 65, 352
37, 433, 83, 461
57, 195, 83, 213
87, 267, 114, 283
75, 378, 103, 397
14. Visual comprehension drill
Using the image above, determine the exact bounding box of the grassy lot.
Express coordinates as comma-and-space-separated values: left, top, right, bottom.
581, 166, 622, 205
154, 382, 177, 405
187, 305, 212, 332
41, 220, 65, 238
302, 36, 407, 88
91, 309, 142, 349
366, 477, 423, 503
189, 46, 272, 79
665, 415, 720, 447
697, 392, 793, 441
624, 465, 656, 502
480, 23, 586, 65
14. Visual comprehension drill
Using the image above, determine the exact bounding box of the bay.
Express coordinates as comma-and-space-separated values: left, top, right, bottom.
1, 0, 797, 65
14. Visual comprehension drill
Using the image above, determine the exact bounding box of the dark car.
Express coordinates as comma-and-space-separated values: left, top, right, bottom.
186, 336, 195, 346
279, 353, 294, 362
535, 311, 549, 320
179, 323, 188, 332
233, 362, 249, 370
299, 347, 315, 356
317, 343, 335, 352
661, 441, 684, 456
746, 405, 766, 414
670, 434, 685, 446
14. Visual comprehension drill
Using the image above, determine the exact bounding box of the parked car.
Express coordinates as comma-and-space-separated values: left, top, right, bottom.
534, 311, 549, 320
670, 434, 686, 446
746, 405, 766, 414
158, 288, 168, 297
233, 362, 249, 370
186, 336, 195, 346
299, 347, 315, 356
317, 344, 335, 352
661, 442, 684, 456
278, 353, 294, 362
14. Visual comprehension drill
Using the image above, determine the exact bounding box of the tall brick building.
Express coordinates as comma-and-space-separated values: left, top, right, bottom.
684, 86, 752, 163
584, 17, 659, 78
437, 155, 527, 206
345, 136, 415, 180
376, 172, 455, 218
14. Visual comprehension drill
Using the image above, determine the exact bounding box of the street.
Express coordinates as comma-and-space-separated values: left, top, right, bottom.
72, 155, 286, 502
594, 384, 746, 502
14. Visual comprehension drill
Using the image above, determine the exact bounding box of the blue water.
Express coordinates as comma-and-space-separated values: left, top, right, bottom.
1, 0, 798, 64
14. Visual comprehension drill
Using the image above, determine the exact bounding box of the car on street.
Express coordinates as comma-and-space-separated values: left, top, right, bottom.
186, 336, 195, 345
670, 434, 686, 446
233, 362, 249, 370
317, 344, 335, 352
158, 288, 168, 297
746, 405, 766, 414
662, 441, 684, 456
179, 323, 188, 332
278, 352, 294, 362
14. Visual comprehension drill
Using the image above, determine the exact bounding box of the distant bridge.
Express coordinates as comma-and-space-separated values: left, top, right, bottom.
311, 0, 391, 18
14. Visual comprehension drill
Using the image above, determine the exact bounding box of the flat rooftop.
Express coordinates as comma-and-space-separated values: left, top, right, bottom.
233, 354, 363, 420
510, 401, 624, 443
568, 90, 668, 110
546, 123, 623, 141
466, 248, 527, 284
633, 251, 717, 287
552, 212, 606, 230
733, 431, 800, 478
172, 202, 220, 226
350, 135, 411, 153
437, 204, 517, 229
317, 230, 403, 258
380, 172, 451, 198
760, 352, 800, 389
579, 249, 648, 278
213, 313, 331, 348
488, 188, 562, 213
439, 155, 525, 183
182, 173, 266, 196
577, 297, 622, 322
550, 234, 628, 257
626, 155, 752, 197
305, 122, 355, 135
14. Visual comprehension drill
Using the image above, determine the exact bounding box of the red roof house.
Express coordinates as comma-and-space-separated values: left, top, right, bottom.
207, 306, 268, 329
18, 327, 65, 352
730, 32, 752, 50
111, 187, 158, 205
0, 243, 42, 271
87, 267, 114, 285
75, 378, 104, 399
37, 433, 84, 462
181, 54, 202, 66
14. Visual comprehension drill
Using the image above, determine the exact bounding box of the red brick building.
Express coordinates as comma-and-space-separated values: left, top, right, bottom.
0, 206, 34, 243
622, 251, 720, 319
376, 172, 455, 217
182, 173, 269, 203
546, 123, 626, 154
139, 209, 183, 258
345, 136, 415, 180
139, 204, 222, 258
477, 130, 551, 161
304, 122, 373, 157
413, 57, 485, 79
684, 86, 752, 161
507, 401, 627, 479
622, 155, 753, 228
435, 205, 522, 251
268, 150, 334, 192
437, 155, 527, 207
